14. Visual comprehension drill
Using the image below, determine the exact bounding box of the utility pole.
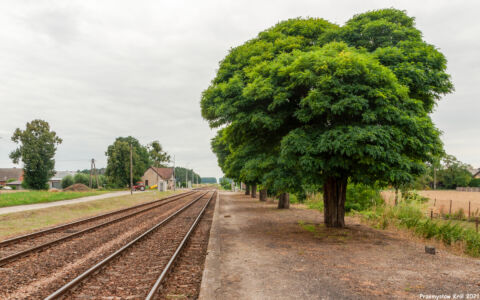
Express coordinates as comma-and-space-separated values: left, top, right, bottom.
173, 155, 176, 191
130, 144, 133, 195
185, 167, 188, 189
89, 158, 100, 189
89, 159, 93, 188
94, 159, 99, 188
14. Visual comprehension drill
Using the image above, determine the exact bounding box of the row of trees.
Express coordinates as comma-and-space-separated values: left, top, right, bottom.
200, 177, 217, 184
174, 167, 201, 187
7, 121, 202, 189
104, 137, 205, 188
411, 155, 479, 190
201, 9, 453, 227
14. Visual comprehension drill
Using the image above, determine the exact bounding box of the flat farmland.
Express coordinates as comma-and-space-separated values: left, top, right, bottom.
382, 190, 480, 217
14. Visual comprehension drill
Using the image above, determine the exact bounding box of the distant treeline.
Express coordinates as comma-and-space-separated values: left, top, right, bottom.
201, 177, 217, 184
78, 168, 106, 175
175, 167, 201, 186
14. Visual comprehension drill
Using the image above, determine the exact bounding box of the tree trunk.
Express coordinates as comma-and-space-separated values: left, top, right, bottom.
245, 185, 250, 195
251, 184, 257, 198
277, 193, 290, 209
323, 177, 347, 228
259, 189, 267, 202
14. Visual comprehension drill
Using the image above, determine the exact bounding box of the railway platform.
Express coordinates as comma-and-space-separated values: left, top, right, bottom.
199, 191, 480, 299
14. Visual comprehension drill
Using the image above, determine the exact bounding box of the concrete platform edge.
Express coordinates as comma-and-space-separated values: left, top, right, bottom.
198, 190, 222, 299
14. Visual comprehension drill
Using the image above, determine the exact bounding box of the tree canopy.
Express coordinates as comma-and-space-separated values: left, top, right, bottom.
201, 9, 453, 227
147, 141, 171, 168
9, 119, 62, 190
105, 136, 150, 187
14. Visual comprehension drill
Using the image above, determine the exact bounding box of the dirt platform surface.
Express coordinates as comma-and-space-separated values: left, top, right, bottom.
199, 191, 480, 300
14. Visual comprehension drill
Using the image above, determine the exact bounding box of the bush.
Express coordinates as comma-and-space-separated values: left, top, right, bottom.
61, 175, 74, 189
469, 178, 480, 187
402, 190, 429, 204
73, 173, 90, 186
289, 194, 299, 204
345, 183, 384, 212
219, 178, 231, 190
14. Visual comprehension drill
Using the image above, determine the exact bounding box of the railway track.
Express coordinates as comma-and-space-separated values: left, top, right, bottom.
0, 190, 197, 266
44, 190, 216, 300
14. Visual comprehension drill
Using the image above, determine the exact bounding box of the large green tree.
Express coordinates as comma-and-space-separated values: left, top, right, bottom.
202, 9, 452, 227
147, 141, 170, 168
9, 119, 62, 190
436, 155, 472, 189
204, 18, 337, 207
105, 136, 150, 187
279, 42, 443, 226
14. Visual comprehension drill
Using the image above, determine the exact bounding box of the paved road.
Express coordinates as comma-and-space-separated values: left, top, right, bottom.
0, 191, 138, 215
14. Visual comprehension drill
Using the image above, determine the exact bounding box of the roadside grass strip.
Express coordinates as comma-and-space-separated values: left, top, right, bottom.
0, 190, 183, 239
0, 190, 109, 207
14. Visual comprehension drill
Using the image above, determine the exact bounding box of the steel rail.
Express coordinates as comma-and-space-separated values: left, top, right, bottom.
44, 191, 211, 300
0, 191, 199, 266
0, 190, 195, 247
145, 190, 216, 300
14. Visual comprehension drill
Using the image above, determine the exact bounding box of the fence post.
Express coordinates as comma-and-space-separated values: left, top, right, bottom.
449, 200, 452, 215
476, 217, 479, 233
434, 198, 436, 207
430, 209, 433, 220
469, 201, 471, 220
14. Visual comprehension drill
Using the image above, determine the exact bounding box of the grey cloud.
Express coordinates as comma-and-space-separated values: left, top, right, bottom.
0, 0, 479, 180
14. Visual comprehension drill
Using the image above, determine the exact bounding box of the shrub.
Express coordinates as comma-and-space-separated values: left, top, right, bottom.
359, 200, 480, 257
469, 178, 480, 188
61, 175, 74, 189
345, 183, 384, 212
219, 178, 231, 190
402, 190, 429, 204
289, 193, 299, 204
73, 173, 90, 186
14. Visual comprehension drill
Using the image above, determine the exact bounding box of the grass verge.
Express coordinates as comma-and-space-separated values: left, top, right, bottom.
357, 202, 480, 257
0, 190, 112, 207
0, 190, 183, 240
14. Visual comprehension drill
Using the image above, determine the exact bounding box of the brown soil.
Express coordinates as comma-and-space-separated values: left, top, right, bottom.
383, 190, 480, 217
206, 192, 480, 299
63, 183, 90, 192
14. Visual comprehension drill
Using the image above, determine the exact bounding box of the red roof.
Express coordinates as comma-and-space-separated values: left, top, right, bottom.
151, 167, 174, 180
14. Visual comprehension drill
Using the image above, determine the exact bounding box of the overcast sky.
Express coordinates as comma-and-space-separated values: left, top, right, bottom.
0, 0, 479, 179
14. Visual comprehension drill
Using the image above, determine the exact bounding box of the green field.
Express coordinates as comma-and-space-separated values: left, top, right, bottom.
0, 190, 109, 207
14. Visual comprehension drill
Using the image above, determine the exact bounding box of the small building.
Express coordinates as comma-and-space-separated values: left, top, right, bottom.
49, 171, 77, 189
141, 167, 175, 190
0, 168, 23, 186
6, 180, 23, 190
474, 170, 480, 179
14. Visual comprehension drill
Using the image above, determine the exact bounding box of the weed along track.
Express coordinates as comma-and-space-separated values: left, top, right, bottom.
0, 190, 210, 299
45, 190, 216, 300
0, 190, 196, 265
